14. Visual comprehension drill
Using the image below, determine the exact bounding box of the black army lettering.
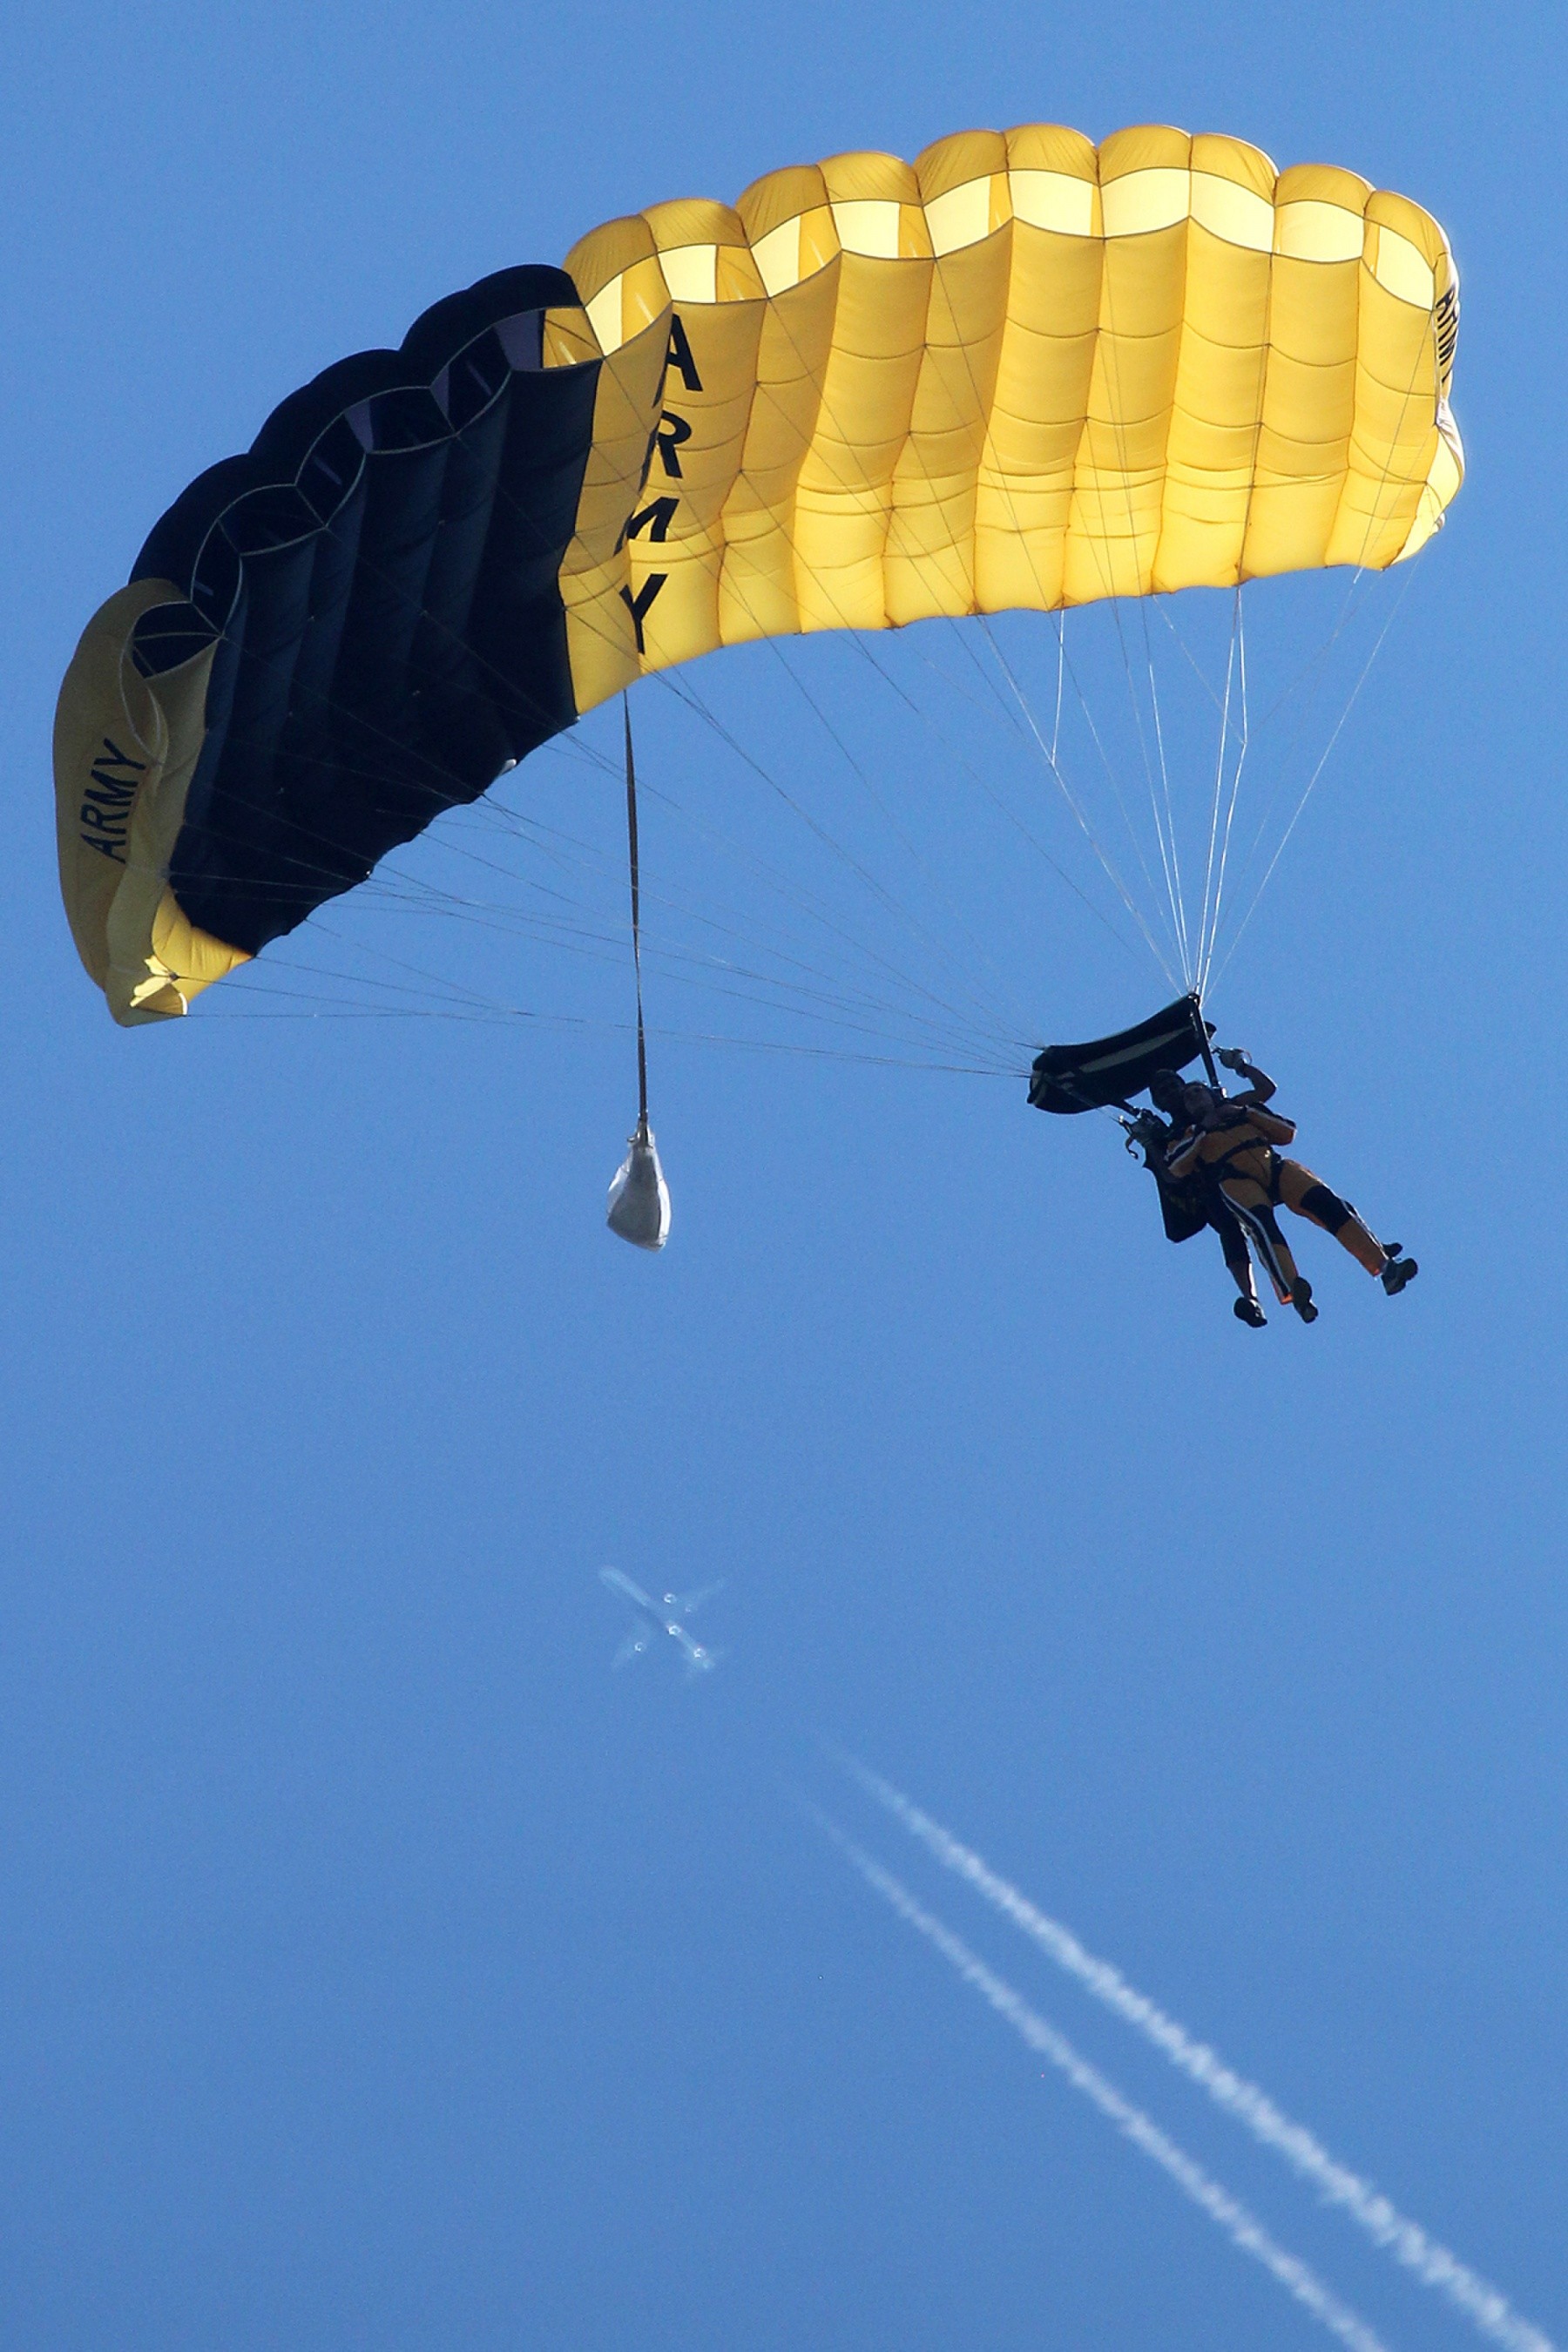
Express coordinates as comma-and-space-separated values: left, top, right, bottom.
665, 314, 702, 394
618, 574, 668, 654
615, 314, 701, 650
617, 496, 679, 551
78, 734, 146, 864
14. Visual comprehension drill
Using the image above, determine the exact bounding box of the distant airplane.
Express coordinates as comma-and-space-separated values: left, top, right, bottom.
599, 1568, 723, 1675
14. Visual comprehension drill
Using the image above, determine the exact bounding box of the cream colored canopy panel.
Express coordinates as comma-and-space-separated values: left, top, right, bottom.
555, 122, 1462, 718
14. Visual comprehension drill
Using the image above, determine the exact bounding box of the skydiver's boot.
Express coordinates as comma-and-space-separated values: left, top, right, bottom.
1233, 1296, 1267, 1328
1381, 1249, 1419, 1295
1291, 1278, 1319, 1324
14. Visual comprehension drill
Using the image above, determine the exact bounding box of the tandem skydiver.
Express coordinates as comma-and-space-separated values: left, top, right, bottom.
1124, 1086, 1268, 1328
1151, 1047, 1418, 1325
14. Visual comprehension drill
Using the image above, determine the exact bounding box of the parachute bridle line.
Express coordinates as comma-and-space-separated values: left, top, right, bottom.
623, 693, 650, 1134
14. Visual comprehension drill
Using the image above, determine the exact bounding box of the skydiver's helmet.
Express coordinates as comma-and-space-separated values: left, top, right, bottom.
1147, 1068, 1192, 1119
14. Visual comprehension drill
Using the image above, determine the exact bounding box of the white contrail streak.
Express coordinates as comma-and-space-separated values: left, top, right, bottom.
821, 1817, 1396, 2352
836, 1755, 1553, 2352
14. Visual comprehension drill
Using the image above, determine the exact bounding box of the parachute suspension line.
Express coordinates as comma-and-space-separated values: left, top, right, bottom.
472, 793, 1020, 1060
1193, 588, 1253, 995
758, 634, 1040, 1040
622, 694, 650, 1134
280, 442, 991, 1067
980, 617, 1179, 990
1208, 563, 1416, 990
1099, 591, 1188, 984
859, 614, 1150, 967
605, 412, 1037, 1058
1193, 590, 1240, 990
747, 294, 1159, 982
902, 266, 1172, 974
992, 609, 1173, 964
1085, 253, 1193, 989
1206, 325, 1434, 992
1194, 240, 1272, 1003
1200, 591, 1253, 997
1137, 591, 1193, 985
1203, 328, 1436, 981
1051, 611, 1066, 768
923, 260, 1185, 982
859, 618, 1150, 971
651, 666, 1025, 1054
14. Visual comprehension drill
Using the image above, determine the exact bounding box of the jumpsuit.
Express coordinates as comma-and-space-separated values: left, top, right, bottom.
1166, 1105, 1385, 1301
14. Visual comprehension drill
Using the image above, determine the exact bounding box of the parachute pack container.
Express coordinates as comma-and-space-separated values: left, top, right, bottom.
606, 1125, 672, 1252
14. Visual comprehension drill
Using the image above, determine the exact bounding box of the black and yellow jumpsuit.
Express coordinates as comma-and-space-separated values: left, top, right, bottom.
1166, 1104, 1385, 1301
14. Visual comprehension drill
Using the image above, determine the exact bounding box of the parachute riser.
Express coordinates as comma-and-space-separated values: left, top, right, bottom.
1187, 992, 1222, 1091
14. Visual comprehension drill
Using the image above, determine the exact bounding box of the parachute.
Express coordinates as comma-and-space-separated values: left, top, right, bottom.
54, 121, 1461, 1028
1028, 995, 1214, 1114
606, 1119, 673, 1251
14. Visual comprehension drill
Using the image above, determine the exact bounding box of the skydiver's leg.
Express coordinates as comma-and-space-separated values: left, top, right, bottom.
1275, 1160, 1386, 1276
1215, 1211, 1257, 1299
1219, 1177, 1300, 1301
1214, 1209, 1267, 1326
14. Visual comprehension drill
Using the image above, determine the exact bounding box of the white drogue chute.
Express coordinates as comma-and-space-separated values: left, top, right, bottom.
606, 1116, 671, 1251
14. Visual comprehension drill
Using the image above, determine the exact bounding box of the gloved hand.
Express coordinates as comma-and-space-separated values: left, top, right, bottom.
1216, 1045, 1252, 1072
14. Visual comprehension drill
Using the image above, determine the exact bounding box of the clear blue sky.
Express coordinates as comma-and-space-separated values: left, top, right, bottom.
3, 3, 1565, 2347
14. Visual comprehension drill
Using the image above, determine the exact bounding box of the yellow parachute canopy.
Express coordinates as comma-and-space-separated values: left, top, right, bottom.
559, 122, 1462, 719
56, 121, 1461, 1021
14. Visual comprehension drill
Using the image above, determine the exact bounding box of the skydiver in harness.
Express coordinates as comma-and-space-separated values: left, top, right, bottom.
1154, 1049, 1418, 1324
1124, 1085, 1268, 1328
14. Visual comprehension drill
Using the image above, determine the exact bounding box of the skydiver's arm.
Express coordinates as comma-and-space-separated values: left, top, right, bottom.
1216, 1048, 1277, 1106
1166, 1130, 1202, 1179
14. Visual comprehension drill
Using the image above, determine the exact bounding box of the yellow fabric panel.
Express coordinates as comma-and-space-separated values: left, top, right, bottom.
792, 245, 931, 632
887, 219, 1010, 625
735, 164, 826, 243
1326, 272, 1438, 571
1191, 132, 1276, 204
549, 119, 1462, 720
787, 155, 931, 636
1155, 220, 1274, 592
720, 261, 841, 644
915, 126, 1010, 205
53, 580, 249, 1024
1002, 124, 1098, 181
1098, 122, 1193, 178
976, 125, 1104, 613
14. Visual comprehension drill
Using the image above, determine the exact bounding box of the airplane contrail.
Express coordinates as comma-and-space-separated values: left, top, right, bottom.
821, 1816, 1396, 2352
834, 1754, 1554, 2352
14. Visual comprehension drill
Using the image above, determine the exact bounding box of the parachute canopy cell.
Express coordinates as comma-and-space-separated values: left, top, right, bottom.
54, 124, 1463, 1024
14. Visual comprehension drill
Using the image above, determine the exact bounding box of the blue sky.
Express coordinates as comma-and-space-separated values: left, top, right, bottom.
3, 3, 1565, 2346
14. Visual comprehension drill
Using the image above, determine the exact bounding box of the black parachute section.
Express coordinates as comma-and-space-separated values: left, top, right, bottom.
1028, 995, 1215, 1114
126, 265, 602, 956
